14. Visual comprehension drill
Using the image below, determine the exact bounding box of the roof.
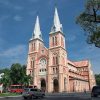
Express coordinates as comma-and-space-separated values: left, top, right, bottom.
67, 60, 76, 66
74, 60, 89, 67
67, 60, 89, 67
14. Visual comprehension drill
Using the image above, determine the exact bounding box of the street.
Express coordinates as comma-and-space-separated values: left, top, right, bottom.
0, 93, 100, 100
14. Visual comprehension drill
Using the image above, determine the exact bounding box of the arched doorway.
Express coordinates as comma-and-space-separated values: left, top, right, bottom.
41, 79, 46, 92
53, 79, 59, 92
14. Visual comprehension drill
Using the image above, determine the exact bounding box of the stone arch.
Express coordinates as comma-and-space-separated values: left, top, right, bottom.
40, 79, 46, 92
53, 78, 59, 92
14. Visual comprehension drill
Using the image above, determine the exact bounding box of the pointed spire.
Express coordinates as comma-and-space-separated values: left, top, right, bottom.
51, 7, 63, 33
31, 16, 43, 41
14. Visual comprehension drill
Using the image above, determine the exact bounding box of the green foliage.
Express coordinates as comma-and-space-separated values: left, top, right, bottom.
0, 68, 11, 89
0, 93, 20, 97
0, 63, 32, 89
95, 74, 100, 85
10, 63, 24, 84
76, 0, 100, 48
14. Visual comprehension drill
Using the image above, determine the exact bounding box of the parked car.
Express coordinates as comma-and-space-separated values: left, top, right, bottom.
91, 86, 100, 97
22, 88, 45, 99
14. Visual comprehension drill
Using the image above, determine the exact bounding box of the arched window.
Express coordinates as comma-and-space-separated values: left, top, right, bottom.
56, 56, 58, 65
55, 36, 57, 46
53, 57, 55, 65
33, 61, 34, 68
52, 37, 55, 46
39, 58, 47, 74
33, 42, 35, 50
31, 44, 33, 51
53, 68, 55, 74
31, 61, 32, 68
56, 67, 58, 73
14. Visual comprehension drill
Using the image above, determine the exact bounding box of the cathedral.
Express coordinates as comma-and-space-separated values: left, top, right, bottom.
26, 8, 96, 93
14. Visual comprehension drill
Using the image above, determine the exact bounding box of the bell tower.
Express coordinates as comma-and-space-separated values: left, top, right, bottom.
48, 8, 68, 92
49, 7, 65, 49
27, 16, 44, 86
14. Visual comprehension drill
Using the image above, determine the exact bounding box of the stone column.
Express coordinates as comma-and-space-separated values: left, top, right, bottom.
59, 74, 64, 92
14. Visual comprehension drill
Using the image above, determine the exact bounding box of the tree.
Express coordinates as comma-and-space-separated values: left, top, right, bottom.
0, 63, 32, 90
10, 63, 22, 84
21, 65, 32, 86
95, 74, 100, 85
10, 63, 32, 86
0, 68, 11, 90
76, 0, 100, 47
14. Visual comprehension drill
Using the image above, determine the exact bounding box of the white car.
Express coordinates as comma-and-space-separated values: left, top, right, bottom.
22, 88, 45, 99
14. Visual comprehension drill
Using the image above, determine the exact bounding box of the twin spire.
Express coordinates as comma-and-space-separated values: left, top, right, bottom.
51, 7, 63, 33
31, 7, 63, 40
32, 16, 42, 41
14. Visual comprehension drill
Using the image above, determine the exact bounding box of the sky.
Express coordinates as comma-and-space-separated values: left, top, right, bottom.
0, 0, 100, 74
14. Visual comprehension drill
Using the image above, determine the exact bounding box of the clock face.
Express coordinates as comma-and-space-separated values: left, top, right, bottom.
39, 58, 46, 68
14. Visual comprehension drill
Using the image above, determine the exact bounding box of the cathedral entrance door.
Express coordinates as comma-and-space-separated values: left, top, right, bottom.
41, 79, 46, 92
53, 79, 59, 92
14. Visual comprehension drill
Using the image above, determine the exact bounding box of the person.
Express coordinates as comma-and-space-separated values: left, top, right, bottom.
84, 89, 86, 93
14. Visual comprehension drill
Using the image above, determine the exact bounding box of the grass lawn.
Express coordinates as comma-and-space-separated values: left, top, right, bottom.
0, 92, 21, 97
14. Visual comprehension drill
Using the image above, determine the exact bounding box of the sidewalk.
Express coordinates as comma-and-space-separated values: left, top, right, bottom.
45, 92, 91, 96
0, 92, 91, 98
0, 94, 22, 98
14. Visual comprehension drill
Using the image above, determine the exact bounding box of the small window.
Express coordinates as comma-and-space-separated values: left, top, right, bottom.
30, 71, 31, 75
53, 68, 55, 73
42, 69, 44, 72
42, 50, 44, 53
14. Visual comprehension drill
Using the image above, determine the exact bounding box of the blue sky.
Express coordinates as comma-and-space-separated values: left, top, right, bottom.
0, 0, 100, 74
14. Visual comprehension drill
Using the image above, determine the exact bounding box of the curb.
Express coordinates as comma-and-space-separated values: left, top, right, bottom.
0, 95, 22, 98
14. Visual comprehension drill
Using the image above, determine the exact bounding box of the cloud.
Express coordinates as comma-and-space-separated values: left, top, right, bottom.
13, 15, 23, 21
0, 45, 26, 57
14, 6, 24, 11
66, 35, 76, 42
0, 45, 27, 67
0, 0, 12, 7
